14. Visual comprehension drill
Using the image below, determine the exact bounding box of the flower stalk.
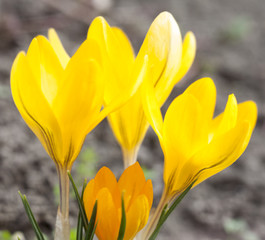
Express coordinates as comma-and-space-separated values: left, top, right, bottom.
54, 166, 70, 240
122, 146, 139, 169
143, 190, 168, 239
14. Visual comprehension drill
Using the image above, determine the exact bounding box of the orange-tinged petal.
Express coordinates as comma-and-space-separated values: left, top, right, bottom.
141, 179, 153, 209
125, 195, 150, 240
84, 164, 153, 240
118, 162, 146, 209
95, 188, 120, 240
83, 179, 95, 221
48, 28, 70, 69
93, 167, 120, 207
10, 52, 63, 164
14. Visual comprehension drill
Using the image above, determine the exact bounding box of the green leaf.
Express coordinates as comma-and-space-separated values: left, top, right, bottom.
148, 181, 195, 240
76, 213, 83, 240
68, 171, 89, 230
18, 192, 45, 240
76, 179, 88, 240
117, 195, 126, 240
85, 200, 98, 240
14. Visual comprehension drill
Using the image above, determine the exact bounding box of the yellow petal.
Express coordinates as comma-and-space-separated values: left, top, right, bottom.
10, 52, 63, 164
48, 28, 70, 69
135, 12, 182, 104
52, 39, 103, 167
100, 56, 149, 152
111, 26, 135, 60
186, 78, 216, 123
192, 120, 253, 187
211, 94, 238, 140
162, 93, 204, 184
88, 17, 148, 138
27, 36, 64, 105
172, 31, 196, 82
237, 100, 258, 130
156, 31, 196, 106
141, 71, 163, 140
88, 17, 135, 103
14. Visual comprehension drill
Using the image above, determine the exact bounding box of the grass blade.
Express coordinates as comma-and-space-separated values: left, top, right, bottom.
148, 181, 195, 240
85, 201, 97, 239
117, 196, 126, 240
18, 192, 45, 240
76, 179, 88, 240
68, 171, 89, 230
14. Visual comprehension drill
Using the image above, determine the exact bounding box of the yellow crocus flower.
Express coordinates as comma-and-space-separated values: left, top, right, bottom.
83, 162, 153, 240
11, 29, 118, 170
87, 12, 196, 168
10, 29, 128, 239
144, 77, 257, 196
142, 78, 257, 237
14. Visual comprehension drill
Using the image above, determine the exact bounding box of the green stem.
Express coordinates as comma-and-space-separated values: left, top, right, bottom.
54, 166, 70, 240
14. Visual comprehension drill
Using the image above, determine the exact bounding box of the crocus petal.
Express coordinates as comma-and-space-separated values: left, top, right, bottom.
52, 39, 103, 167
118, 162, 147, 208
95, 188, 120, 240
210, 94, 238, 139
141, 73, 163, 140
141, 179, 153, 210
84, 163, 153, 240
27, 36, 64, 105
48, 28, 70, 69
93, 167, 121, 207
100, 56, 149, 151
88, 17, 136, 104
163, 93, 204, 184
191, 120, 253, 187
186, 78, 216, 124
175, 31, 196, 79
125, 195, 150, 240
156, 31, 196, 106
11, 52, 63, 164
83, 179, 95, 221
236, 100, 258, 130
135, 12, 182, 101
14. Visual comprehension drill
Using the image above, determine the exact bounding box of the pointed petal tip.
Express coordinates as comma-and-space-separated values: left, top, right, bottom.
48, 28, 56, 36
185, 31, 196, 45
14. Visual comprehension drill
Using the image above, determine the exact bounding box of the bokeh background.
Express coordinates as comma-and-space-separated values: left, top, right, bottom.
0, 0, 265, 239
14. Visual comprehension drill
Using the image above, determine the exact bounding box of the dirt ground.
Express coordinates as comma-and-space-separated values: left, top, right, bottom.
0, 0, 265, 239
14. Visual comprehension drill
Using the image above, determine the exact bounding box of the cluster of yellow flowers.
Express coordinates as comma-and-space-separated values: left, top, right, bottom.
11, 11, 257, 240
